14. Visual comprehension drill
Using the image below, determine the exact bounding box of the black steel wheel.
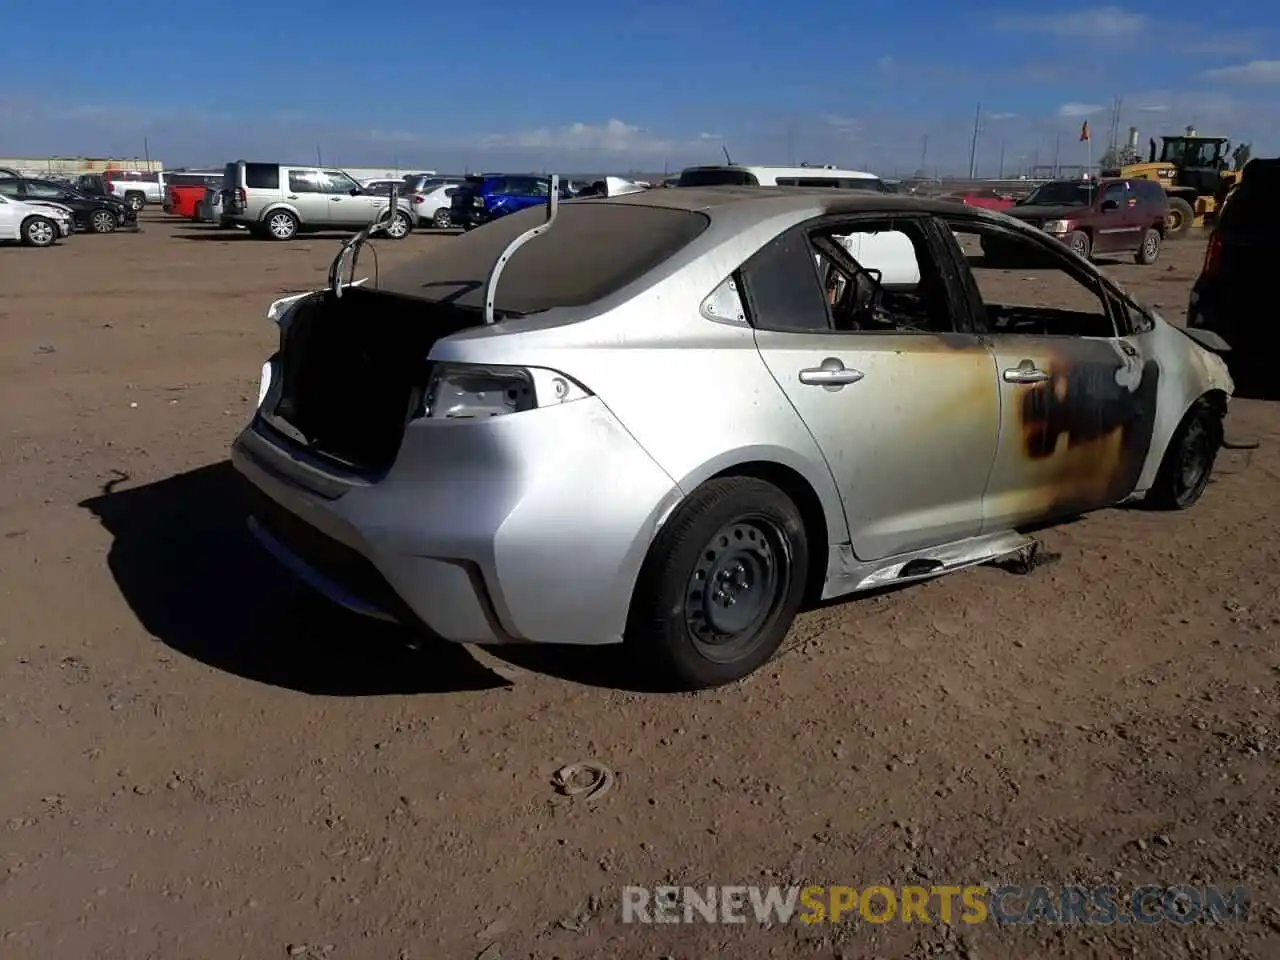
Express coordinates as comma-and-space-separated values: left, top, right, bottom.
626, 476, 808, 688
1145, 399, 1223, 510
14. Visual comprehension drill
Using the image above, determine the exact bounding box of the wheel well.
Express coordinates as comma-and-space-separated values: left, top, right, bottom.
1201, 388, 1229, 419
708, 461, 831, 603
261, 206, 299, 223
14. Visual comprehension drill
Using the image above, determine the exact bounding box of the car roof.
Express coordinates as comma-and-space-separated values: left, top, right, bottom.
589, 185, 964, 217
681, 164, 879, 179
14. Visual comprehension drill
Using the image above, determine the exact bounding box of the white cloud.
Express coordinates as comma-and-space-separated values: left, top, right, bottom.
1204, 59, 1280, 83
477, 118, 681, 154
697, 132, 722, 141
997, 6, 1146, 38
1058, 102, 1105, 117
987, 112, 1017, 120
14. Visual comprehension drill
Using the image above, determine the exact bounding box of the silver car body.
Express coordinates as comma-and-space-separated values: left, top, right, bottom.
233, 188, 1233, 650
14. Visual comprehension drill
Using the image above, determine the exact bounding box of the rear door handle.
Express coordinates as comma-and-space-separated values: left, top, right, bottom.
287, 194, 299, 199
799, 358, 864, 389
1003, 361, 1050, 383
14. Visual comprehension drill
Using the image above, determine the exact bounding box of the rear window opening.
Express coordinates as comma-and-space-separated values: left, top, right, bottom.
378, 201, 711, 314
264, 289, 482, 475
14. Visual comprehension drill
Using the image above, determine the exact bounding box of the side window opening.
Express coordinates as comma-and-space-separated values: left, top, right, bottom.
946, 221, 1118, 339
738, 218, 956, 334
813, 219, 954, 333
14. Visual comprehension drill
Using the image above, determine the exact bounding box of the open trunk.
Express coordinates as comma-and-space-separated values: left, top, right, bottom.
260, 287, 483, 476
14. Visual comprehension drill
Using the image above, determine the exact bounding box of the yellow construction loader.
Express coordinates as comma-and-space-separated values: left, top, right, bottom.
1105, 127, 1248, 237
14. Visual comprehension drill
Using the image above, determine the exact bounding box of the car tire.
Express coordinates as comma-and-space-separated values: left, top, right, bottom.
1067, 230, 1091, 259
432, 208, 453, 229
20, 215, 58, 247
264, 210, 299, 241
91, 210, 118, 234
625, 476, 809, 689
383, 209, 411, 239
1134, 227, 1161, 265
1145, 399, 1223, 510
124, 192, 145, 212
1166, 197, 1195, 237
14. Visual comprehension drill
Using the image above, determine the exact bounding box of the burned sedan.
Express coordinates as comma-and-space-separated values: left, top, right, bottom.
232, 186, 1235, 688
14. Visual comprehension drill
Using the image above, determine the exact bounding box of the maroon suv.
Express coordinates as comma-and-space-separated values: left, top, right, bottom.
1001, 177, 1170, 264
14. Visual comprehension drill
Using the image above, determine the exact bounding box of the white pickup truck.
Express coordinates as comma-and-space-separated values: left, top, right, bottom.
104, 170, 165, 211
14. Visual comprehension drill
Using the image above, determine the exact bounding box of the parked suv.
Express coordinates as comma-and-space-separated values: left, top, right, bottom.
449, 174, 573, 229
220, 161, 416, 241
1187, 157, 1280, 387
1001, 177, 1169, 264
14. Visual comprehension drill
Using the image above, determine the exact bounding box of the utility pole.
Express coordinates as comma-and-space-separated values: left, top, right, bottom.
920, 134, 928, 174
315, 144, 322, 166
1053, 133, 1061, 177
998, 140, 1006, 178
143, 137, 151, 170
968, 104, 981, 179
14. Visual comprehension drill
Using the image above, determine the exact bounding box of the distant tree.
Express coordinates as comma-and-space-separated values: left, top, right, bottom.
1232, 142, 1252, 170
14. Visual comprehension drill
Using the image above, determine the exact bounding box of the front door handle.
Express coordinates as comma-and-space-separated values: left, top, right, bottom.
1003, 360, 1050, 383
287, 194, 299, 199
799, 358, 865, 388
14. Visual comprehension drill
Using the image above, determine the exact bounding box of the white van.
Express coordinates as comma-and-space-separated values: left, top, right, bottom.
674, 164, 920, 287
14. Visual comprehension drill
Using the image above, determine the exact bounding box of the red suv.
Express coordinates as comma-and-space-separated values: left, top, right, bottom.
1002, 177, 1170, 264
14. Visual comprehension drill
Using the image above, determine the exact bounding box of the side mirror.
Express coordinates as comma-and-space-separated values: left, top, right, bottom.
1101, 199, 1120, 212
349, 187, 361, 196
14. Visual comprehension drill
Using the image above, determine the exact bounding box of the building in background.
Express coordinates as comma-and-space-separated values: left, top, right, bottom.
0, 157, 165, 176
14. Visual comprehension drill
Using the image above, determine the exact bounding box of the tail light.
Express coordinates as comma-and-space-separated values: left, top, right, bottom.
413, 195, 425, 204
235, 188, 246, 206
1201, 230, 1224, 278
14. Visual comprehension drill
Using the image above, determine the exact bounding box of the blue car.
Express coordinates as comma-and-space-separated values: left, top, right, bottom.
449, 173, 573, 228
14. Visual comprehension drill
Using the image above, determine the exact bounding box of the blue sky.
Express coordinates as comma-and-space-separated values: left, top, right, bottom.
1, 3, 1278, 173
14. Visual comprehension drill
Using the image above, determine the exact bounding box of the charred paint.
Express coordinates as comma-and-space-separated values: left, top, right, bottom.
1014, 340, 1160, 513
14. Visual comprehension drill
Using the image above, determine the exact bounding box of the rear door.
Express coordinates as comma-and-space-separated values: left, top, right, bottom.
284, 169, 329, 224
1095, 181, 1139, 253
744, 213, 1000, 561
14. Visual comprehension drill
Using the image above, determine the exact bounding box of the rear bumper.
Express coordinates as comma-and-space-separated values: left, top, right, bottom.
230, 397, 681, 646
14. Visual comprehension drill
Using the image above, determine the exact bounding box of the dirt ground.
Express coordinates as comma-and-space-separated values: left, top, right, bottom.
2, 216, 1278, 960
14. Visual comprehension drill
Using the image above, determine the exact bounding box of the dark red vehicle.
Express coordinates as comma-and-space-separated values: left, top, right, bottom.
163, 171, 224, 219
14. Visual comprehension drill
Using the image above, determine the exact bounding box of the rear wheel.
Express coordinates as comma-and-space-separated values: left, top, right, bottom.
21, 216, 57, 247
124, 192, 145, 212
1145, 400, 1223, 510
1067, 230, 1091, 259
432, 207, 452, 229
625, 477, 808, 689
264, 210, 299, 241
91, 209, 117, 234
1166, 197, 1195, 237
1135, 227, 1161, 265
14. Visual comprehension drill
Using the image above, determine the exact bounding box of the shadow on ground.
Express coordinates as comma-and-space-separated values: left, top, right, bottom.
79, 461, 508, 696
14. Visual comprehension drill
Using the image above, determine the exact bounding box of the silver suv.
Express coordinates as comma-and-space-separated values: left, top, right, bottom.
221, 161, 415, 241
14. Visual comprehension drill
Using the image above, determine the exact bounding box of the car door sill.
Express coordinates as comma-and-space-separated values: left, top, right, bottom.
822, 529, 1036, 598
